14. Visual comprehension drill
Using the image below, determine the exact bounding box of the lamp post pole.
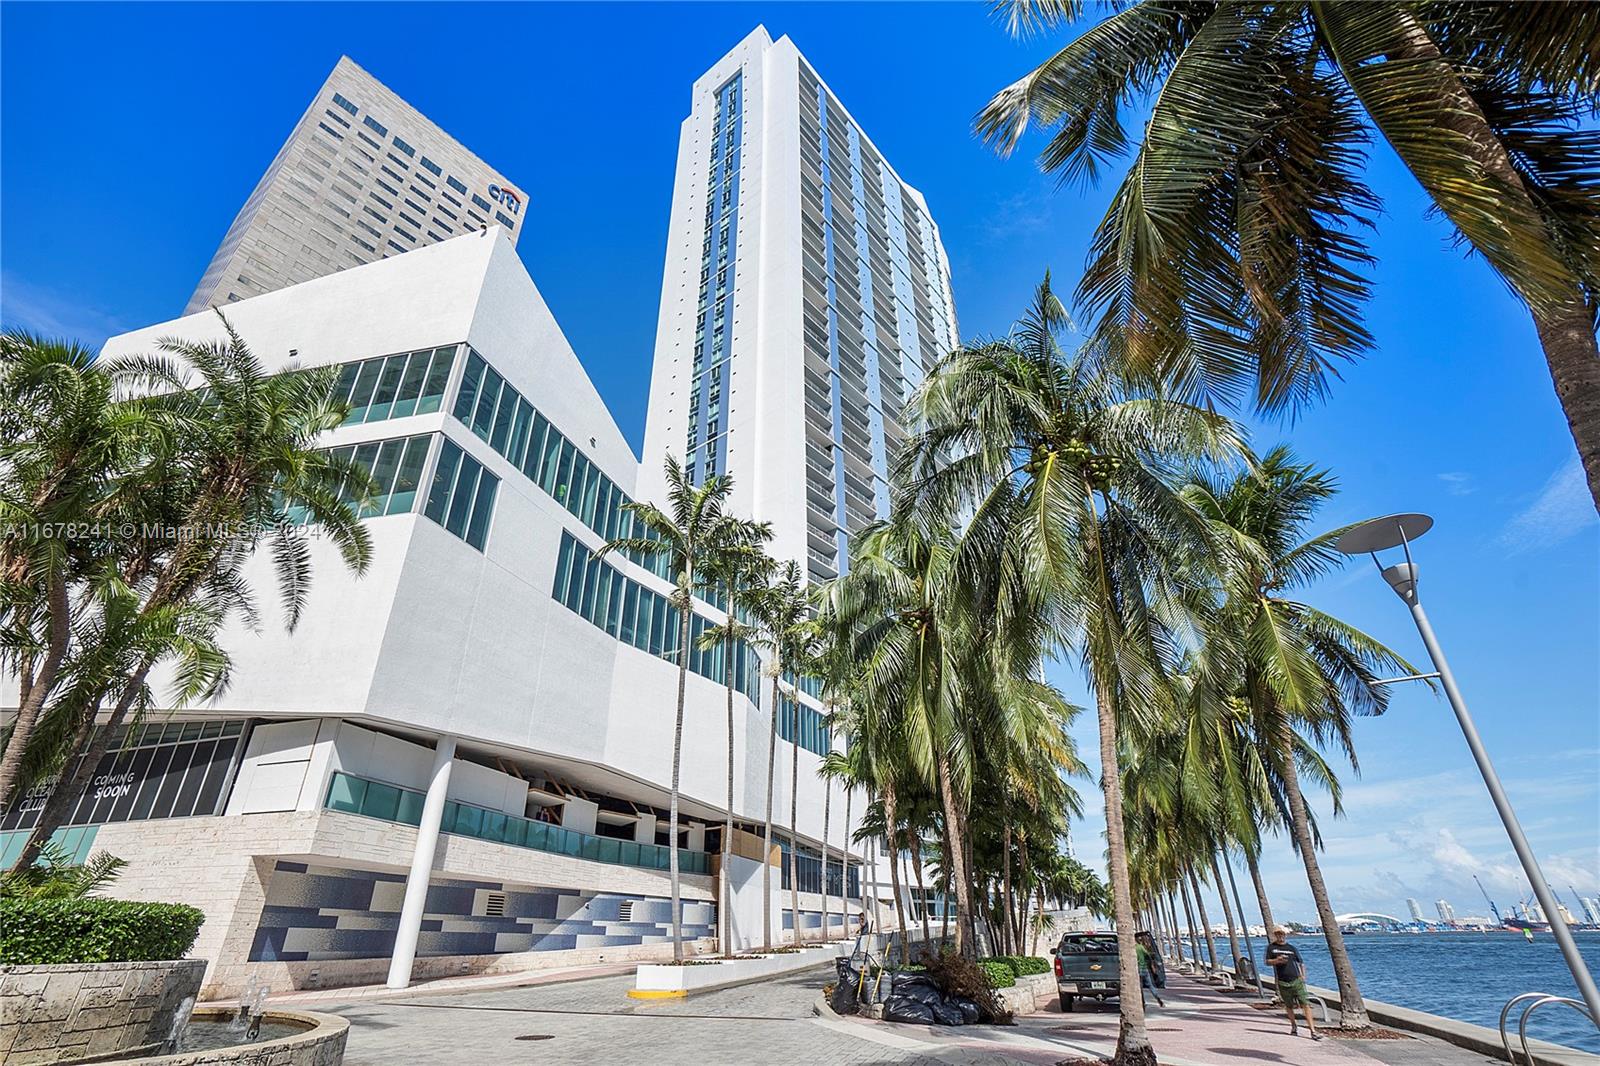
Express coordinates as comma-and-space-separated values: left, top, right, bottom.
1383, 563, 1600, 1028
1340, 514, 1600, 1030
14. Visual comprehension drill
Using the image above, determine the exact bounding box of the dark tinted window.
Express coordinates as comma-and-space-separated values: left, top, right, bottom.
1060, 935, 1119, 954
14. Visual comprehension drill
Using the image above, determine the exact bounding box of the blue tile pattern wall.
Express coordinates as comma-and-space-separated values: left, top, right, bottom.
250, 861, 715, 962
782, 908, 851, 934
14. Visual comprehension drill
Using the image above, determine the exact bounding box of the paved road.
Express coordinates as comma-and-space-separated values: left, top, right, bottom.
324, 962, 1518, 1066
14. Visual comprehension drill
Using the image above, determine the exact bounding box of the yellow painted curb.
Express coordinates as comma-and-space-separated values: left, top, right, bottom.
627, 988, 688, 999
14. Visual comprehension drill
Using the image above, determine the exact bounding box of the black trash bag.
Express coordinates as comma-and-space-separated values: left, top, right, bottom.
901, 983, 947, 1007
951, 997, 981, 1024
929, 1001, 967, 1027
889, 973, 941, 998
831, 960, 860, 1015
882, 997, 937, 1025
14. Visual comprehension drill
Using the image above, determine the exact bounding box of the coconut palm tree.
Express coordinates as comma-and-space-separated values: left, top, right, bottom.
896, 275, 1242, 1065
13, 320, 374, 870
981, 1, 1600, 510
745, 560, 810, 949
599, 455, 768, 961
696, 544, 774, 954
1180, 446, 1416, 1026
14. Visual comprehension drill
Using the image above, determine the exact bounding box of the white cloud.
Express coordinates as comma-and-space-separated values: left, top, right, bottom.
1437, 471, 1476, 496
0, 272, 131, 348
1499, 458, 1596, 554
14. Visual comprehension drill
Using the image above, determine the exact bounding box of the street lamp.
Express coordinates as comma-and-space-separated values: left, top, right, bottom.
1336, 514, 1600, 1030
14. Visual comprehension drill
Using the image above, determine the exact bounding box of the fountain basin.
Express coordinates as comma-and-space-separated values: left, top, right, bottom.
111, 1005, 347, 1064
1, 959, 205, 1065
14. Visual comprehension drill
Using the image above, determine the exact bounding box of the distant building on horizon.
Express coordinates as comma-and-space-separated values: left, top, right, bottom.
185, 56, 525, 315
1435, 898, 1456, 923
1582, 897, 1600, 925
1406, 898, 1425, 922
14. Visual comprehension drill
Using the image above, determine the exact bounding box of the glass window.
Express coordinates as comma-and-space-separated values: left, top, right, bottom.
447, 175, 468, 195
578, 458, 600, 526
444, 459, 481, 537
553, 438, 576, 505
393, 136, 415, 157
537, 426, 564, 492
418, 346, 456, 414
424, 438, 464, 523
332, 93, 358, 116
553, 533, 576, 603
471, 366, 503, 438
362, 440, 403, 517
365, 354, 408, 422
346, 441, 382, 510
453, 350, 486, 421
471, 193, 492, 213
345, 358, 383, 424
507, 399, 533, 468
421, 157, 443, 177
464, 468, 498, 550
363, 115, 388, 137
390, 349, 431, 418
386, 435, 430, 515
489, 382, 516, 452
335, 360, 363, 403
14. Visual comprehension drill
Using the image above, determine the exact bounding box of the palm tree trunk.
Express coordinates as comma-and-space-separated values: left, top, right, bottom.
1247, 848, 1276, 935
0, 580, 70, 809
933, 753, 977, 957
1017, 835, 1031, 954
1278, 719, 1368, 1026
1167, 892, 1185, 962
1090, 678, 1154, 1065
844, 787, 854, 924
1210, 852, 1242, 977
667, 597, 693, 961
762, 669, 780, 950
1187, 865, 1219, 972
910, 834, 931, 952
1377, 10, 1600, 512
721, 641, 737, 956
882, 781, 910, 964
1179, 877, 1204, 964
788, 703, 801, 944
940, 835, 953, 946
821, 767, 832, 942
1222, 850, 1265, 998
1001, 822, 1014, 955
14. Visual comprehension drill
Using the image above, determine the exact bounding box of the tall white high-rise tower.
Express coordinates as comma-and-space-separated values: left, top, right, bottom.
640, 27, 959, 580
1406, 898, 1425, 922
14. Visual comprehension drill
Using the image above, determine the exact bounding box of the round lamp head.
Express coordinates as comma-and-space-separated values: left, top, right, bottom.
1334, 513, 1434, 556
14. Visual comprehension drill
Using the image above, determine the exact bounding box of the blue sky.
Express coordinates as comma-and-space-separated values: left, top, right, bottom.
3, 3, 1595, 926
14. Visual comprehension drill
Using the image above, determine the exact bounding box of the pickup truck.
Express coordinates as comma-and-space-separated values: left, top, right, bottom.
1050, 932, 1120, 1011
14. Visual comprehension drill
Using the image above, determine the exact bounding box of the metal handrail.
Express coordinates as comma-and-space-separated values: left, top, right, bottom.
1517, 995, 1595, 1066
1500, 992, 1550, 1065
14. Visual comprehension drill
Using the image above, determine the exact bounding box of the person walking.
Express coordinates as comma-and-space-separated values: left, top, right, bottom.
1137, 931, 1165, 1008
1264, 927, 1321, 1040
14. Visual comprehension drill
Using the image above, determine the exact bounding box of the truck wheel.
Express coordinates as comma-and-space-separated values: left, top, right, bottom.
1059, 994, 1074, 1012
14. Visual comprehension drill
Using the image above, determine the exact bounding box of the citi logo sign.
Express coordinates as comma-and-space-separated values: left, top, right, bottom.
488, 184, 521, 215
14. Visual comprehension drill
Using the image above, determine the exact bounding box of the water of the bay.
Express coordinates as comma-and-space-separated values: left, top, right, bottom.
1238, 930, 1600, 1053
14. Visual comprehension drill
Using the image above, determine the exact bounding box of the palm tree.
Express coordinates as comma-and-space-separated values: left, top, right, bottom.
697, 544, 774, 955
13, 320, 374, 869
747, 560, 810, 949
1181, 447, 1416, 1026
599, 455, 767, 961
981, 2, 1600, 510
896, 276, 1242, 1065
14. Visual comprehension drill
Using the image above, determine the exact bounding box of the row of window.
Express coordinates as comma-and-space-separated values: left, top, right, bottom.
334, 344, 457, 425
552, 531, 760, 702
424, 437, 499, 550
778, 694, 831, 757
686, 73, 743, 486
325, 433, 432, 519
452, 350, 673, 582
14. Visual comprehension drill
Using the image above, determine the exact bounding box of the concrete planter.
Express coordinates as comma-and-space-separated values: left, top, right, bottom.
0, 958, 206, 1066
634, 942, 851, 996
996, 973, 1056, 1016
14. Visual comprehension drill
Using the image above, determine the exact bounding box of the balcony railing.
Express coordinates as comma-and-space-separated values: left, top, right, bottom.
324, 771, 709, 875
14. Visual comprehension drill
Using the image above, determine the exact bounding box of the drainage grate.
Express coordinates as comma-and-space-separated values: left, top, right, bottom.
618, 900, 634, 922
515, 1035, 554, 1041
484, 892, 506, 917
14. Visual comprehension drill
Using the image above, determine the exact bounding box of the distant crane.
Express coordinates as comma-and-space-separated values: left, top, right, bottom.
1474, 875, 1503, 924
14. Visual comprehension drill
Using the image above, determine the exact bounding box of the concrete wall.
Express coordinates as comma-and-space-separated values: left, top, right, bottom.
0, 959, 205, 1065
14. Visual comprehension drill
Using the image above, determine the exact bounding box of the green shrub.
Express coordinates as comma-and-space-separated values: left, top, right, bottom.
978, 959, 1016, 988
0, 898, 203, 964
995, 954, 1050, 977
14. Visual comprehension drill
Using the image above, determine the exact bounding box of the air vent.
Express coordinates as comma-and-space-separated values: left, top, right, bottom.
485, 892, 506, 917
618, 900, 634, 923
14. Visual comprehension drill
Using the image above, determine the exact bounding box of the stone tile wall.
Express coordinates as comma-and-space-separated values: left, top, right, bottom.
0, 959, 205, 1065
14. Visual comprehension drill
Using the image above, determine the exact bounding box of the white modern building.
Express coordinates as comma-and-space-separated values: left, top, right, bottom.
2, 234, 862, 998
1435, 899, 1456, 924
186, 56, 526, 315
640, 26, 959, 584
1406, 897, 1425, 922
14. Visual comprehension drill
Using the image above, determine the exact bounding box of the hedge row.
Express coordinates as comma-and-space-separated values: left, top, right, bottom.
978, 959, 1016, 988
995, 955, 1051, 977
0, 898, 204, 965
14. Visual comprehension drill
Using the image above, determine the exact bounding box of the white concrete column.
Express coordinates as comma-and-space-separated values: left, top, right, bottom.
386, 734, 455, 990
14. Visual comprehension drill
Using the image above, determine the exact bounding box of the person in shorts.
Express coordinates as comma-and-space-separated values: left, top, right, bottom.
1136, 931, 1165, 1007
1264, 927, 1321, 1039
